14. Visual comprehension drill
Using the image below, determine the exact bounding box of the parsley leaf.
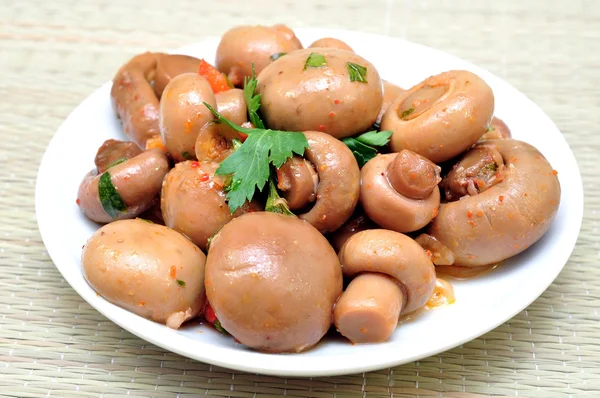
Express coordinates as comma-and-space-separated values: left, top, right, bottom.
106, 157, 127, 169
203, 102, 309, 213
177, 279, 186, 287
214, 319, 228, 335
243, 64, 265, 129
304, 53, 326, 70
181, 151, 194, 160
342, 130, 393, 168
98, 172, 127, 218
347, 62, 367, 83
486, 124, 495, 132
270, 52, 287, 61
355, 130, 393, 147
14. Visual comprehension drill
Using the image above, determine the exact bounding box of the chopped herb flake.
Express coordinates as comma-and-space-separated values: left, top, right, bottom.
177, 279, 186, 287
347, 62, 367, 83
342, 130, 393, 168
214, 319, 228, 334
355, 130, 393, 147
304, 53, 326, 70
181, 151, 194, 160
106, 157, 127, 169
98, 172, 127, 219
401, 108, 415, 119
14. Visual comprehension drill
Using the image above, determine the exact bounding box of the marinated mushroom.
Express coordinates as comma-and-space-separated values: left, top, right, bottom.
161, 160, 260, 250
159, 73, 217, 162
380, 70, 495, 163
479, 116, 512, 141
256, 48, 383, 139
275, 156, 319, 210
360, 150, 441, 233
111, 52, 162, 149
308, 37, 354, 52
205, 212, 343, 353
328, 206, 377, 252
294, 131, 361, 233
77, 149, 170, 224
153, 54, 202, 98
334, 229, 436, 343
82, 218, 207, 329
216, 24, 303, 87
94, 139, 142, 174
194, 88, 249, 162
429, 139, 561, 267
376, 80, 406, 125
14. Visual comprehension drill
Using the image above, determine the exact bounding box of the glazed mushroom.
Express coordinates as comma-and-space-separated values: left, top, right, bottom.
204, 211, 343, 353
328, 206, 377, 252
82, 218, 207, 329
195, 88, 249, 163
376, 80, 406, 125
275, 156, 319, 210
429, 139, 561, 268
77, 148, 170, 224
110, 52, 162, 149
94, 139, 142, 174
478, 116, 512, 141
308, 38, 354, 52
160, 160, 260, 251
284, 131, 360, 233
216, 24, 303, 87
334, 229, 436, 343
380, 70, 495, 163
153, 54, 202, 98
257, 48, 384, 139
360, 150, 441, 233
159, 73, 217, 162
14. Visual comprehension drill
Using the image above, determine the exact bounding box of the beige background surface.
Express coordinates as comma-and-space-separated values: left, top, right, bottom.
1, 0, 599, 396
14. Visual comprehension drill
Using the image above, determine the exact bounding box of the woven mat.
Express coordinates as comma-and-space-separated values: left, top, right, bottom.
1, 0, 599, 396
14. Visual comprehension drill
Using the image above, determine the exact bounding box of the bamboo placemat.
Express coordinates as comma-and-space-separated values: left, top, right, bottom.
1, 0, 599, 396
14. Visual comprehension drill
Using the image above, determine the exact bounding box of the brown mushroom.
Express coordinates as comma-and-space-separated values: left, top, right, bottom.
159, 73, 217, 162
94, 139, 142, 174
153, 54, 202, 98
478, 116, 512, 141
160, 160, 260, 251
380, 70, 495, 163
308, 38, 354, 52
360, 150, 441, 233
328, 206, 378, 252
376, 80, 406, 125
205, 211, 343, 353
295, 131, 361, 233
334, 229, 436, 343
216, 24, 303, 87
429, 139, 561, 267
77, 149, 170, 224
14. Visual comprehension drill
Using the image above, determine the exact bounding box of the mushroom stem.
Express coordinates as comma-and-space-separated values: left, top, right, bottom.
386, 149, 442, 199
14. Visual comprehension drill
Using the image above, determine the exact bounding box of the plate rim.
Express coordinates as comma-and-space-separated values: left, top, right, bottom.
35, 27, 585, 377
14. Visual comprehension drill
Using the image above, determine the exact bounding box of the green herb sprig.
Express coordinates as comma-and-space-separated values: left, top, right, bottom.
342, 130, 393, 168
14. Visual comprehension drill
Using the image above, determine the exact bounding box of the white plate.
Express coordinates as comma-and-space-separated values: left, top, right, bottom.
35, 28, 583, 377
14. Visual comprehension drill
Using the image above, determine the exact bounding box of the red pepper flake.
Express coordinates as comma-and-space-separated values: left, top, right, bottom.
185, 119, 193, 133
133, 94, 139, 101
468, 255, 475, 259
468, 220, 476, 227
200, 173, 210, 182
524, 193, 528, 197
499, 195, 505, 202
410, 173, 416, 180
552, 170, 558, 175
467, 210, 473, 218
328, 111, 335, 117
334, 99, 340, 105
76, 198, 80, 206
138, 301, 145, 307
169, 265, 176, 279
190, 161, 200, 168
205, 304, 217, 323
432, 207, 439, 218
476, 210, 483, 217
425, 250, 433, 258
318, 124, 326, 131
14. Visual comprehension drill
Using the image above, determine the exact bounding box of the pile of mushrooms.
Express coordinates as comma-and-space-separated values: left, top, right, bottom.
76, 23, 561, 352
